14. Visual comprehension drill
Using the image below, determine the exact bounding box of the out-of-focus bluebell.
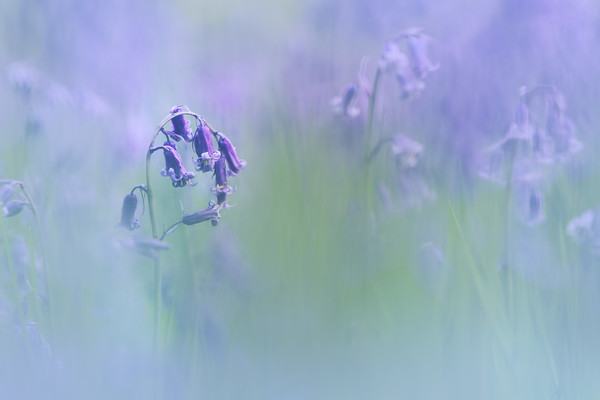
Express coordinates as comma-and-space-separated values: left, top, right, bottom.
378, 40, 425, 99
566, 209, 596, 246
118, 193, 140, 231
159, 141, 196, 187
193, 125, 220, 173
2, 200, 25, 218
0, 184, 15, 205
405, 32, 440, 79
217, 133, 246, 175
391, 134, 423, 169
513, 174, 545, 226
506, 98, 535, 141
330, 84, 360, 117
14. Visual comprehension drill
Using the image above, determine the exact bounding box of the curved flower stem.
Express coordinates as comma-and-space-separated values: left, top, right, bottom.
144, 110, 206, 358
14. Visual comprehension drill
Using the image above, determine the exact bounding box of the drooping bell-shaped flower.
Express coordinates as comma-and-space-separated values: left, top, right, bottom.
119, 193, 140, 231
217, 133, 246, 175
160, 141, 195, 187
193, 125, 220, 173
167, 106, 193, 142
212, 157, 233, 206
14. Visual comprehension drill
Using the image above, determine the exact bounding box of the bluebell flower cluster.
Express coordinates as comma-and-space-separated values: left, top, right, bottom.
118, 106, 246, 245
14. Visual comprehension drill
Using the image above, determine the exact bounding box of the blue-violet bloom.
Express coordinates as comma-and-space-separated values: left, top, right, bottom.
193, 125, 220, 173
160, 141, 195, 187
168, 106, 193, 142
119, 193, 140, 231
217, 133, 246, 175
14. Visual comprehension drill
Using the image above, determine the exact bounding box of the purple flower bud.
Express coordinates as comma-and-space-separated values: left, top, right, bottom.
160, 141, 195, 187
168, 106, 193, 142
3, 200, 24, 218
182, 206, 220, 226
217, 133, 246, 175
119, 193, 140, 231
213, 157, 232, 206
193, 125, 220, 173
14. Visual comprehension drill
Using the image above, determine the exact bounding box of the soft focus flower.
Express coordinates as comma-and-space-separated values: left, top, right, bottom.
379, 40, 426, 99
2, 200, 25, 218
193, 125, 220, 173
506, 98, 534, 140
0, 184, 15, 205
330, 84, 360, 117
405, 33, 439, 79
119, 193, 140, 231
160, 141, 195, 187
391, 134, 423, 168
217, 133, 246, 175
167, 106, 193, 142
566, 210, 596, 245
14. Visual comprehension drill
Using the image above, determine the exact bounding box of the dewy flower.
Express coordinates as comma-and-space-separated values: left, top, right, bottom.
212, 156, 233, 206
119, 193, 140, 231
331, 84, 360, 117
167, 106, 193, 142
160, 141, 196, 187
2, 200, 25, 218
193, 125, 220, 173
217, 133, 247, 175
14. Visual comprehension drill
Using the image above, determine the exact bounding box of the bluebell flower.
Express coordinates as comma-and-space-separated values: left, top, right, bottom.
378, 41, 425, 99
159, 141, 195, 187
2, 200, 25, 218
331, 84, 360, 117
212, 157, 233, 206
119, 193, 140, 231
166, 106, 193, 142
0, 184, 15, 205
193, 125, 220, 173
405, 32, 439, 79
182, 204, 221, 226
217, 133, 246, 175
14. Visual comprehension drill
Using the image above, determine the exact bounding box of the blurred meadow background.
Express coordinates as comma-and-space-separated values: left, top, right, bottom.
2, 0, 600, 398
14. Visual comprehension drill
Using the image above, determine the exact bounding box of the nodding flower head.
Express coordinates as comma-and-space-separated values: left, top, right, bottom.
331, 84, 360, 117
182, 203, 221, 226
379, 40, 426, 99
212, 157, 233, 206
160, 141, 196, 187
2, 200, 25, 218
193, 125, 220, 173
167, 106, 193, 142
0, 184, 15, 205
217, 133, 246, 175
119, 193, 140, 231
405, 33, 439, 79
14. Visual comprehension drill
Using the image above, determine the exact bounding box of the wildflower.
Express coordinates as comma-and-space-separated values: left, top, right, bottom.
217, 133, 246, 175
182, 204, 220, 226
212, 157, 233, 206
566, 210, 595, 245
391, 134, 423, 168
506, 98, 534, 140
2, 200, 25, 218
119, 193, 140, 231
166, 106, 193, 142
330, 84, 360, 117
159, 141, 195, 187
405, 33, 439, 79
0, 184, 15, 205
193, 125, 220, 173
379, 40, 426, 99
